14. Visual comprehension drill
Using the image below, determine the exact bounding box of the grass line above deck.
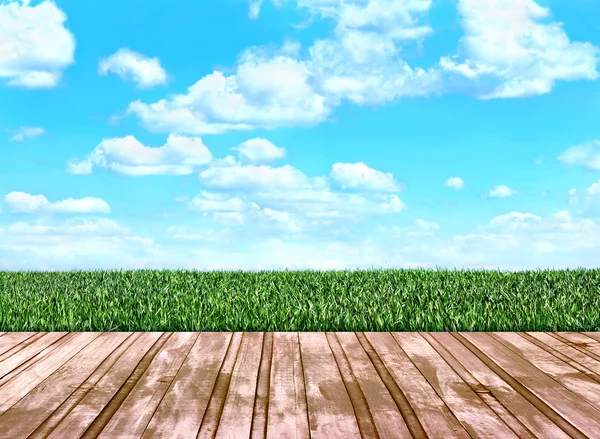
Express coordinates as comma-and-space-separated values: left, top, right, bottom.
0, 268, 599, 332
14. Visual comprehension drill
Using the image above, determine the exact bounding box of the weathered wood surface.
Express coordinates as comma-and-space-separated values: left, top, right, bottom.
0, 332, 599, 438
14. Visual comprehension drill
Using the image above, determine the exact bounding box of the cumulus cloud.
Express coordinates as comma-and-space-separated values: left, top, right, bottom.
98, 48, 168, 88
441, 0, 599, 98
233, 138, 286, 164
67, 134, 212, 176
0, 217, 154, 270
330, 162, 401, 192
8, 126, 45, 142
444, 176, 464, 189
4, 192, 110, 214
487, 185, 517, 198
0, 0, 75, 88
126, 0, 441, 134
187, 192, 247, 212
127, 54, 330, 135
200, 164, 321, 191
558, 140, 600, 171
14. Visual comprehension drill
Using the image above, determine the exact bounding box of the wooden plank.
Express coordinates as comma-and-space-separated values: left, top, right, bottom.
326, 332, 378, 438
0, 332, 132, 438
492, 332, 600, 408
434, 333, 572, 439
196, 332, 243, 438
0, 332, 99, 416
392, 332, 520, 439
462, 332, 600, 438
97, 332, 198, 438
421, 332, 536, 439
299, 332, 362, 439
266, 332, 310, 439
336, 332, 412, 439
0, 332, 68, 381
523, 332, 600, 381
141, 332, 233, 439
214, 332, 264, 439
251, 332, 274, 439
554, 332, 600, 358
0, 332, 38, 357
29, 332, 143, 439
365, 332, 470, 439
47, 332, 163, 439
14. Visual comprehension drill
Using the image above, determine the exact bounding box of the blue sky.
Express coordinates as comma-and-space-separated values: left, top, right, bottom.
1, 0, 600, 270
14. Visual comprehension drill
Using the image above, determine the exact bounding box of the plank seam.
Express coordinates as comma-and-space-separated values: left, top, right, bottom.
354, 332, 428, 439
196, 332, 244, 438
453, 333, 588, 439
388, 332, 474, 439
297, 332, 312, 439
79, 332, 173, 439
422, 332, 537, 439
327, 332, 379, 439
548, 332, 600, 363
27, 332, 142, 439
140, 332, 202, 438
518, 332, 600, 385
250, 331, 273, 439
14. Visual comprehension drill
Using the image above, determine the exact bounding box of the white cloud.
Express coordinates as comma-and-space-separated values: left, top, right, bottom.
0, 0, 75, 88
200, 164, 319, 191
68, 134, 212, 176
188, 192, 247, 212
415, 218, 440, 231
0, 217, 154, 270
444, 176, 464, 189
126, 0, 441, 134
487, 185, 517, 198
249, 0, 263, 19
263, 207, 301, 232
441, 0, 599, 98
8, 126, 45, 142
330, 162, 401, 192
4, 192, 110, 214
557, 140, 600, 171
98, 48, 168, 88
233, 138, 286, 164
127, 54, 330, 135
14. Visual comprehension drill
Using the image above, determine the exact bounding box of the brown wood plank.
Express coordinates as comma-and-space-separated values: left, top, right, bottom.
141, 332, 233, 439
266, 332, 310, 439
29, 332, 144, 439
196, 332, 243, 438
214, 332, 264, 439
46, 332, 163, 439
251, 332, 274, 439
436, 332, 573, 439
325, 332, 378, 439
0, 332, 99, 416
0, 332, 132, 438
554, 332, 600, 358
0, 332, 68, 381
421, 332, 537, 439
523, 332, 600, 382
462, 332, 600, 438
365, 332, 470, 439
392, 332, 520, 439
492, 332, 600, 409
336, 332, 412, 439
96, 332, 198, 438
0, 332, 38, 357
299, 332, 362, 439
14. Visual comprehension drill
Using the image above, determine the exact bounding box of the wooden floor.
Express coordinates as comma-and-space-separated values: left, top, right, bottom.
1, 333, 600, 438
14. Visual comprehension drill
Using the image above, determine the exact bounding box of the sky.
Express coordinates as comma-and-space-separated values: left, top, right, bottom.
1, 0, 600, 271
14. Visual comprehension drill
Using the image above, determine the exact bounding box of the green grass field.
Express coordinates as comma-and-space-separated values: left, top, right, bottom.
0, 268, 599, 332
